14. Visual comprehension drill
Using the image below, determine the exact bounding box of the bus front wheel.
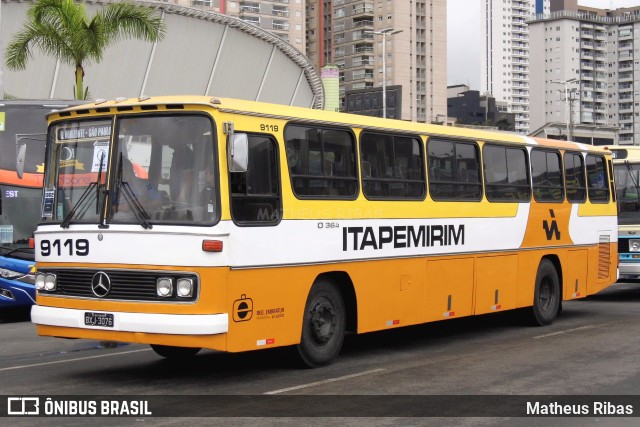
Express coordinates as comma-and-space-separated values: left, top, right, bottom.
297, 280, 346, 368
530, 259, 561, 326
150, 344, 201, 359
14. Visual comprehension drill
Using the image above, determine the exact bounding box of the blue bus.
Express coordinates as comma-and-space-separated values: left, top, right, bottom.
0, 100, 79, 311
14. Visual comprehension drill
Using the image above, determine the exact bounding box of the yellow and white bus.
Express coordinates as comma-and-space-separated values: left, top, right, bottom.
31, 96, 617, 367
608, 145, 640, 280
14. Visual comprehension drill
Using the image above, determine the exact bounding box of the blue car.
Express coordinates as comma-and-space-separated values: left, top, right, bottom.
0, 249, 36, 308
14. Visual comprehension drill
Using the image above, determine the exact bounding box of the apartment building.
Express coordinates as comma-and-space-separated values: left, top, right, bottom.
481, 0, 550, 134
528, 0, 640, 144
168, 0, 306, 51
157, 1, 446, 122
306, 0, 447, 122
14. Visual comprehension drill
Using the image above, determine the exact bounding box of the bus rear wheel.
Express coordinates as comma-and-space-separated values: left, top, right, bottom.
530, 259, 561, 326
297, 280, 346, 368
150, 344, 201, 359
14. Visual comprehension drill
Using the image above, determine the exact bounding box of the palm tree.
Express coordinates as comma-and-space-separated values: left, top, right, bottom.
5, 0, 166, 99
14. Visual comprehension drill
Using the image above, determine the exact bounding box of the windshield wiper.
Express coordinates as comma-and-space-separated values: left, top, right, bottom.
60, 151, 106, 229
113, 154, 152, 229
0, 245, 34, 258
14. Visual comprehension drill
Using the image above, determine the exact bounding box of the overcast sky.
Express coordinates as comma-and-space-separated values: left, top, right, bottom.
447, 0, 640, 89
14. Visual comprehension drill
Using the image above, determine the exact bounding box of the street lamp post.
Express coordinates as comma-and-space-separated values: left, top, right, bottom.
551, 78, 579, 141
366, 28, 402, 119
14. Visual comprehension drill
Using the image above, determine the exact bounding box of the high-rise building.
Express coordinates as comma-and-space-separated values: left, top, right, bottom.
168, 0, 306, 52
528, 0, 640, 145
481, 0, 550, 135
306, 0, 447, 122
156, 1, 446, 122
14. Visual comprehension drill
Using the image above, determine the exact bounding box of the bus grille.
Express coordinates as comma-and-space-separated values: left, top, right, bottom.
37, 269, 198, 302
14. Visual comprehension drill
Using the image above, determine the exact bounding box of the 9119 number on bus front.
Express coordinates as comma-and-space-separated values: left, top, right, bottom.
40, 238, 89, 257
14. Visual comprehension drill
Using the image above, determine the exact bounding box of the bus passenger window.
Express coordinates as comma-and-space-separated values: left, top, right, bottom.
586, 154, 609, 203
428, 138, 481, 201
284, 124, 357, 199
564, 152, 586, 203
483, 145, 530, 202
360, 132, 425, 200
531, 149, 563, 202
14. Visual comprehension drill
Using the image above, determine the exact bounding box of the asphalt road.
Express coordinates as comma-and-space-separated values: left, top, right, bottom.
2, 282, 640, 426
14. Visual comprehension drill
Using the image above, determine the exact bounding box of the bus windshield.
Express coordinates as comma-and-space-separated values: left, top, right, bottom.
0, 107, 50, 175
0, 102, 79, 261
0, 185, 41, 259
614, 162, 640, 225
44, 114, 217, 226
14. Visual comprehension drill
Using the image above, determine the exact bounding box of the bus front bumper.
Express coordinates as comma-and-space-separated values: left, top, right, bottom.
31, 305, 228, 335
618, 261, 640, 280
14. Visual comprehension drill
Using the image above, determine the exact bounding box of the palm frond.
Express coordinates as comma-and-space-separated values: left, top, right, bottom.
98, 2, 166, 43
6, 0, 166, 92
5, 21, 72, 69
29, 0, 87, 33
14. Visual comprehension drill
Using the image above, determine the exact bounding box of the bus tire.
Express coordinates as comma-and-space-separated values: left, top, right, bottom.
530, 259, 561, 326
296, 280, 346, 368
150, 344, 201, 359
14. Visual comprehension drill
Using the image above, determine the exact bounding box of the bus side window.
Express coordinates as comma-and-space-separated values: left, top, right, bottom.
531, 148, 563, 202
586, 154, 609, 203
284, 124, 358, 199
564, 152, 586, 203
483, 144, 530, 202
360, 132, 425, 200
229, 134, 281, 225
428, 138, 481, 201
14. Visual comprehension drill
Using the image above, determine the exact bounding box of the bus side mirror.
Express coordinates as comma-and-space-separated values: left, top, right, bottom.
16, 142, 26, 179
228, 133, 248, 173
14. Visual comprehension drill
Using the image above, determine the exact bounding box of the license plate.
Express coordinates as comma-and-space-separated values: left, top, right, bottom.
84, 312, 114, 328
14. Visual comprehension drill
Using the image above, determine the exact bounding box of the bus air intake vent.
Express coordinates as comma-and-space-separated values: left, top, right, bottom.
598, 235, 610, 280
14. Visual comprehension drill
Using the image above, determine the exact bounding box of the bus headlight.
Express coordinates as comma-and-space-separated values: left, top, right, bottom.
177, 278, 194, 298
35, 273, 45, 290
44, 274, 57, 291
630, 239, 640, 252
156, 278, 173, 297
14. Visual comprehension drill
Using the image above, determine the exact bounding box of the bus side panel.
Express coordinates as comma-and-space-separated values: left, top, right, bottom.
515, 251, 541, 308
565, 249, 588, 299
225, 267, 310, 353
424, 257, 474, 323
349, 258, 426, 333
474, 255, 518, 315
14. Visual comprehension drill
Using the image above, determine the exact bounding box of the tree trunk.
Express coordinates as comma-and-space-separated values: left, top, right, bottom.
75, 64, 85, 100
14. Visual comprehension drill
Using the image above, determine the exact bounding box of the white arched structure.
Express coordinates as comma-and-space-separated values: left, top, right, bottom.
0, 0, 323, 108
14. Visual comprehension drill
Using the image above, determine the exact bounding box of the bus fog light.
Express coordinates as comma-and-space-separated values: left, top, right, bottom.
177, 278, 194, 298
156, 278, 173, 297
44, 274, 57, 291
630, 239, 640, 252
35, 273, 46, 290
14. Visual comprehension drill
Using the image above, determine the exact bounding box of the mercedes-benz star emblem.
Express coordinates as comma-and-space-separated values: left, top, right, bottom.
91, 272, 111, 298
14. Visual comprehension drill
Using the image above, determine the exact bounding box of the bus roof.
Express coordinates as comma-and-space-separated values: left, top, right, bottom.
603, 145, 640, 162
50, 95, 610, 154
